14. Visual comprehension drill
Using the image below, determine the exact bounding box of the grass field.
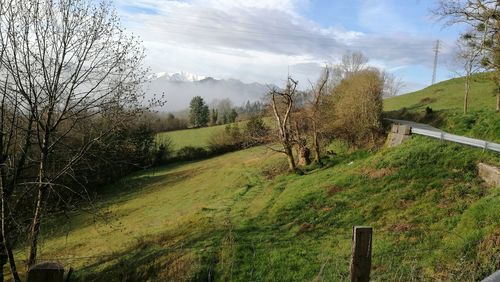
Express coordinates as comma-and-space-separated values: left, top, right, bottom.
24, 136, 500, 281
384, 72, 497, 112
156, 124, 227, 150
16, 74, 500, 281
156, 118, 272, 151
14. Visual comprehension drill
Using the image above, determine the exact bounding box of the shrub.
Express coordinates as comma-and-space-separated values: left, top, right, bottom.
153, 136, 174, 164
175, 146, 209, 161
325, 69, 384, 147
207, 124, 244, 153
244, 116, 270, 146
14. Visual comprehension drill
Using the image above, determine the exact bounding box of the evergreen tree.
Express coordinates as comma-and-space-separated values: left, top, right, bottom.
228, 109, 238, 123
189, 96, 209, 127
210, 108, 219, 125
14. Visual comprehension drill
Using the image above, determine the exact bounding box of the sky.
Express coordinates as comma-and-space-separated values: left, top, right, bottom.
115, 0, 466, 92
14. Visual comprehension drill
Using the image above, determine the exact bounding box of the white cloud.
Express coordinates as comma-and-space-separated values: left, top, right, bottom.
117, 0, 455, 88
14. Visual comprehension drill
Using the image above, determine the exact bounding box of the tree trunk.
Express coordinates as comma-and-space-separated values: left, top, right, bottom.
0, 250, 5, 282
284, 145, 296, 171
28, 185, 47, 268
295, 145, 311, 166
464, 76, 469, 114
28, 145, 49, 268
0, 170, 20, 282
7, 247, 20, 282
0, 169, 5, 282
312, 122, 321, 165
497, 90, 499, 112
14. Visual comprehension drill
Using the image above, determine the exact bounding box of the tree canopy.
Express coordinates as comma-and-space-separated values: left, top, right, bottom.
189, 96, 209, 128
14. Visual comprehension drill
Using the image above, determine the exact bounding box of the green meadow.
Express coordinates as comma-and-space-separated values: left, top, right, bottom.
155, 124, 226, 150
384, 72, 497, 112
18, 74, 500, 281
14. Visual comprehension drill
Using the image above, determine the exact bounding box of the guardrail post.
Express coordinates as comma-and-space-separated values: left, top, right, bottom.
349, 226, 372, 282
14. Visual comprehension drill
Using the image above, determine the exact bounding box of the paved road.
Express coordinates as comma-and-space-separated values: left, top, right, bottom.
386, 118, 443, 133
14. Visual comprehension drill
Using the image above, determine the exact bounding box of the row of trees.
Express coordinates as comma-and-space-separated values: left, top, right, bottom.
189, 96, 238, 128
0, 0, 156, 280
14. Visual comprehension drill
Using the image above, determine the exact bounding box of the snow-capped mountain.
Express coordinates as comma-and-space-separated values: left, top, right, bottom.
147, 71, 207, 82
144, 72, 272, 111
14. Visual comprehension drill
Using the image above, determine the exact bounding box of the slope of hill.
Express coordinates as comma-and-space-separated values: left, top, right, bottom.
13, 74, 499, 281
156, 118, 273, 151
23, 136, 499, 281
384, 73, 496, 112
384, 73, 500, 142
156, 124, 227, 150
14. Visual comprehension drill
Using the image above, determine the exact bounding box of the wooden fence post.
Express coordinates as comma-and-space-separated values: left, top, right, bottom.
349, 226, 372, 282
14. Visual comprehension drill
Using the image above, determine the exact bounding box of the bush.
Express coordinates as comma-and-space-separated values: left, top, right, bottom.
153, 136, 174, 164
208, 124, 245, 153
244, 116, 270, 146
175, 146, 209, 161
325, 69, 384, 147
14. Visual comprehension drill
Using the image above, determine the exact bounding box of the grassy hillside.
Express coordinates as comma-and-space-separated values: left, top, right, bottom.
13, 75, 498, 281
156, 118, 272, 151
22, 137, 499, 281
384, 72, 497, 112
156, 124, 227, 150
384, 73, 500, 142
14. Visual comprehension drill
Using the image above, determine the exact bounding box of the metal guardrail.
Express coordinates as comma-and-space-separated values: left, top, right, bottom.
386, 118, 500, 153
410, 127, 500, 153
482, 269, 500, 282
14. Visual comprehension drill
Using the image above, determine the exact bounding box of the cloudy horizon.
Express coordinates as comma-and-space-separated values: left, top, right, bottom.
116, 0, 465, 93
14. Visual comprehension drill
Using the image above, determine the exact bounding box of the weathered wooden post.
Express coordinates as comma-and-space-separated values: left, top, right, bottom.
27, 262, 64, 282
349, 226, 372, 282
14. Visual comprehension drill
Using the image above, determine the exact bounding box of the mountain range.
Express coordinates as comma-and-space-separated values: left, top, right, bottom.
144, 72, 272, 111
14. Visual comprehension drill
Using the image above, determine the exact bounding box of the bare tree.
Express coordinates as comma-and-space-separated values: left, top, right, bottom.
307, 67, 329, 165
435, 0, 500, 112
382, 71, 406, 98
340, 51, 369, 78
269, 77, 298, 171
0, 0, 147, 271
454, 36, 483, 114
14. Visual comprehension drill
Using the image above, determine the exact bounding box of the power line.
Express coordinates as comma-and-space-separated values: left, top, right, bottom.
431, 39, 440, 85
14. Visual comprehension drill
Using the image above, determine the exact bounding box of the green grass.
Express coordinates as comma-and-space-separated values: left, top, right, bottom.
156, 124, 227, 150
384, 72, 497, 112
21, 137, 499, 281
384, 73, 500, 142
156, 118, 273, 151
13, 74, 499, 281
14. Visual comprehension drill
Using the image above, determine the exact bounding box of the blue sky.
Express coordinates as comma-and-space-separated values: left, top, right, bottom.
117, 0, 466, 92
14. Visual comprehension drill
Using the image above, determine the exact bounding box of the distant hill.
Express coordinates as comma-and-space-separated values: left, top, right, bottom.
384, 73, 497, 112
144, 72, 272, 111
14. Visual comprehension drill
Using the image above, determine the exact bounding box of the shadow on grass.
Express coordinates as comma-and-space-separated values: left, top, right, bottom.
70, 224, 229, 282
43, 167, 205, 241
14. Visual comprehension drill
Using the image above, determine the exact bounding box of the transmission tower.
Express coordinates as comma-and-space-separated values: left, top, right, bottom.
432, 40, 440, 85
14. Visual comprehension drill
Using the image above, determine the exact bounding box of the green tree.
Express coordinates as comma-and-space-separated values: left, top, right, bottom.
189, 96, 209, 128
210, 108, 219, 125
228, 109, 238, 123
244, 116, 269, 145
